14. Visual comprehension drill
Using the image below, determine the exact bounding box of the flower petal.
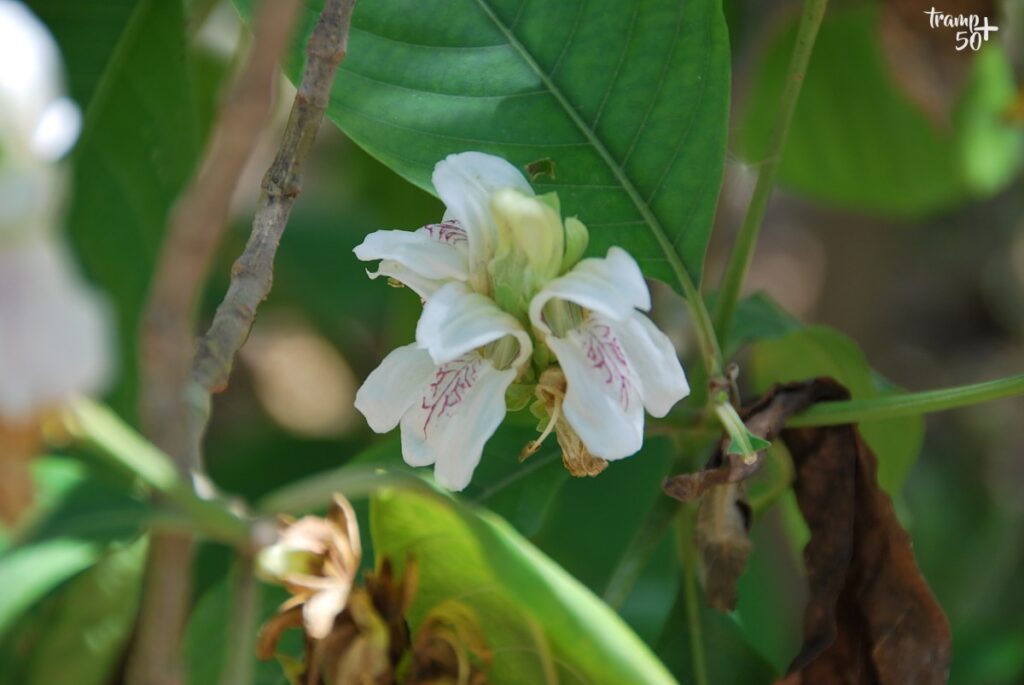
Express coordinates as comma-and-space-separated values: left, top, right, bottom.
0, 1, 69, 152
354, 226, 469, 298
617, 312, 690, 417
302, 586, 350, 640
354, 343, 437, 433
416, 282, 531, 368
399, 354, 515, 490
0, 239, 111, 420
529, 247, 650, 334
432, 152, 533, 275
547, 315, 644, 460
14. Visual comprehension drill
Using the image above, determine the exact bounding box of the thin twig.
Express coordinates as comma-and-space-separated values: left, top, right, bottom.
129, 2, 304, 684
139, 0, 302, 467
188, 0, 355, 452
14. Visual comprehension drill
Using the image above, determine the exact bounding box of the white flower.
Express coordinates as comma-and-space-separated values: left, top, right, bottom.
528, 247, 690, 460
353, 151, 689, 489
0, 238, 111, 420
353, 152, 534, 299
0, 3, 110, 422
354, 282, 531, 490
0, 0, 81, 234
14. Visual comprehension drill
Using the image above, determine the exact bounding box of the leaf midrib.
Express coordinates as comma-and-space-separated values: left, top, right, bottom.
470, 0, 696, 288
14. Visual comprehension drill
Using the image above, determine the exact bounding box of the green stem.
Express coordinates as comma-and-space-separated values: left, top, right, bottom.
786, 373, 1024, 427
258, 465, 445, 515
677, 508, 709, 685
713, 0, 828, 344
62, 398, 252, 547
218, 554, 262, 685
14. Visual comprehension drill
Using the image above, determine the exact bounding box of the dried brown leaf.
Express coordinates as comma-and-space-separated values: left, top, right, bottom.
780, 379, 951, 685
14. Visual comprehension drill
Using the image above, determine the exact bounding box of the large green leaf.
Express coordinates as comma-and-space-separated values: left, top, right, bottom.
738, 5, 1022, 217
748, 325, 925, 493
371, 488, 677, 684
66, 0, 200, 417
235, 0, 731, 287
25, 0, 137, 109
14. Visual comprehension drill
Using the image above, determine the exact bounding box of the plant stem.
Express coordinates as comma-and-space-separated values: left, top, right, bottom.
129, 13, 295, 678
62, 399, 252, 547
259, 466, 446, 516
677, 508, 709, 685
712, 0, 828, 345
218, 555, 262, 685
786, 373, 1024, 427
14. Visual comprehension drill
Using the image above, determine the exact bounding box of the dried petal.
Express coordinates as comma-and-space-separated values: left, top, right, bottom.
407, 600, 491, 685
531, 366, 608, 477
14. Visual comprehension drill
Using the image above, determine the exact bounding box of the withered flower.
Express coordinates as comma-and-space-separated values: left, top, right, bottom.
404, 600, 491, 685
259, 559, 419, 685
257, 494, 363, 640
522, 367, 608, 477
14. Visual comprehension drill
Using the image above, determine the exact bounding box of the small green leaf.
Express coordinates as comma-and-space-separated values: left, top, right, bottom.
725, 433, 771, 457
749, 326, 925, 493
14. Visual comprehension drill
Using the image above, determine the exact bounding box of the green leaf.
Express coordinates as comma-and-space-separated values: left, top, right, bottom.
725, 433, 771, 456
66, 0, 200, 417
185, 576, 290, 685
371, 488, 678, 684
0, 457, 150, 635
235, 0, 731, 287
17, 539, 146, 685
655, 577, 777, 684
24, 0, 137, 109
718, 291, 801, 359
748, 326, 925, 493
738, 5, 1022, 217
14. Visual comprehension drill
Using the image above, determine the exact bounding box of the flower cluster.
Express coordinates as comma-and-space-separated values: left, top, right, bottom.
0, 1, 110, 521
354, 152, 689, 490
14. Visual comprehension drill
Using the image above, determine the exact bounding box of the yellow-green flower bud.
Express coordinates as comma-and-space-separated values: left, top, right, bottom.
488, 189, 566, 316
560, 216, 589, 272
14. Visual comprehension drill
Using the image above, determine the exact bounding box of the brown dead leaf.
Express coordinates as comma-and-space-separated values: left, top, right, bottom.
779, 379, 951, 685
